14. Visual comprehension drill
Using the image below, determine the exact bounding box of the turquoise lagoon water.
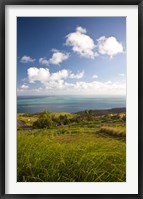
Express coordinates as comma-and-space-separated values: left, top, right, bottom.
17, 95, 126, 114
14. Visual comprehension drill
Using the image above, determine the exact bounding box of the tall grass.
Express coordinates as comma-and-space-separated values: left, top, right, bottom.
100, 126, 126, 137
17, 128, 126, 182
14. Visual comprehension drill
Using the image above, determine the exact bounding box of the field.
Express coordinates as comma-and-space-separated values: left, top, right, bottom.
17, 109, 126, 182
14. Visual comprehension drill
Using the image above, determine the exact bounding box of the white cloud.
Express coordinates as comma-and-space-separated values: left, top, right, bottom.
32, 87, 42, 92
49, 50, 69, 65
18, 79, 125, 96
92, 74, 98, 79
119, 73, 125, 77
69, 71, 84, 79
17, 87, 42, 94
106, 80, 112, 84
45, 80, 65, 90
76, 26, 87, 34
24, 67, 126, 96
69, 81, 125, 95
20, 55, 35, 63
66, 26, 96, 59
39, 58, 49, 65
50, 69, 69, 81
39, 50, 69, 66
27, 67, 84, 84
97, 36, 123, 58
21, 84, 29, 89
94, 52, 99, 57
27, 67, 50, 83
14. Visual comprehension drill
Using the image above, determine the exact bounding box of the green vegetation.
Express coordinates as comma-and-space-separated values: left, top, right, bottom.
17, 113, 38, 126
17, 110, 126, 182
100, 126, 126, 137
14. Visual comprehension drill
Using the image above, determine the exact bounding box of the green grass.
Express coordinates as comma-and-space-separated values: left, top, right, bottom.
17, 126, 126, 182
17, 111, 126, 182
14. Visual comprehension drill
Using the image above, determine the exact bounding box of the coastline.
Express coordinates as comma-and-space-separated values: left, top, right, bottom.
17, 95, 126, 114
76, 107, 126, 116
18, 107, 126, 115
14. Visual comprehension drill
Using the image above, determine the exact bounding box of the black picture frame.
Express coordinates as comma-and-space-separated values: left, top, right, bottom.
0, 0, 143, 198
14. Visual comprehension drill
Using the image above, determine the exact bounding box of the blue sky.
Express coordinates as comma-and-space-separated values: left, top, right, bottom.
17, 17, 126, 96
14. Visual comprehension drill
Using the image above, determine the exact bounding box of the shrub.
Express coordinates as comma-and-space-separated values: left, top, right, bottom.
33, 118, 53, 129
100, 126, 126, 137
33, 112, 53, 129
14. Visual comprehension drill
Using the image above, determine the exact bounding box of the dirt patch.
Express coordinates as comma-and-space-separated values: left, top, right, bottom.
17, 120, 32, 130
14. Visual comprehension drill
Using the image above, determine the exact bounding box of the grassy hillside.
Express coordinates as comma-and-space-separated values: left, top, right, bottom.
17, 110, 126, 182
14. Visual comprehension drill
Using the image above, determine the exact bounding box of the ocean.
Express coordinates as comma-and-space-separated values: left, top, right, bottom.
17, 95, 126, 114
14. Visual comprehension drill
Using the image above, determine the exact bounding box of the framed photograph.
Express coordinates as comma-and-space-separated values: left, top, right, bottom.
0, 0, 143, 198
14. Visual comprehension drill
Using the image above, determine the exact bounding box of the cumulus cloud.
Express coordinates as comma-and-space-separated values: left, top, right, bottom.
92, 74, 98, 79
66, 26, 96, 59
68, 80, 125, 96
27, 68, 50, 83
39, 50, 69, 66
25, 67, 126, 95
49, 49, 69, 65
50, 69, 69, 81
97, 36, 123, 58
24, 80, 125, 95
27, 67, 84, 84
69, 71, 84, 79
20, 55, 35, 63
21, 84, 29, 89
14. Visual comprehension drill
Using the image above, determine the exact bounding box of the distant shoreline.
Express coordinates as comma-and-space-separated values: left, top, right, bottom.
17, 95, 126, 98
17, 95, 126, 114
18, 107, 126, 115
76, 107, 126, 116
